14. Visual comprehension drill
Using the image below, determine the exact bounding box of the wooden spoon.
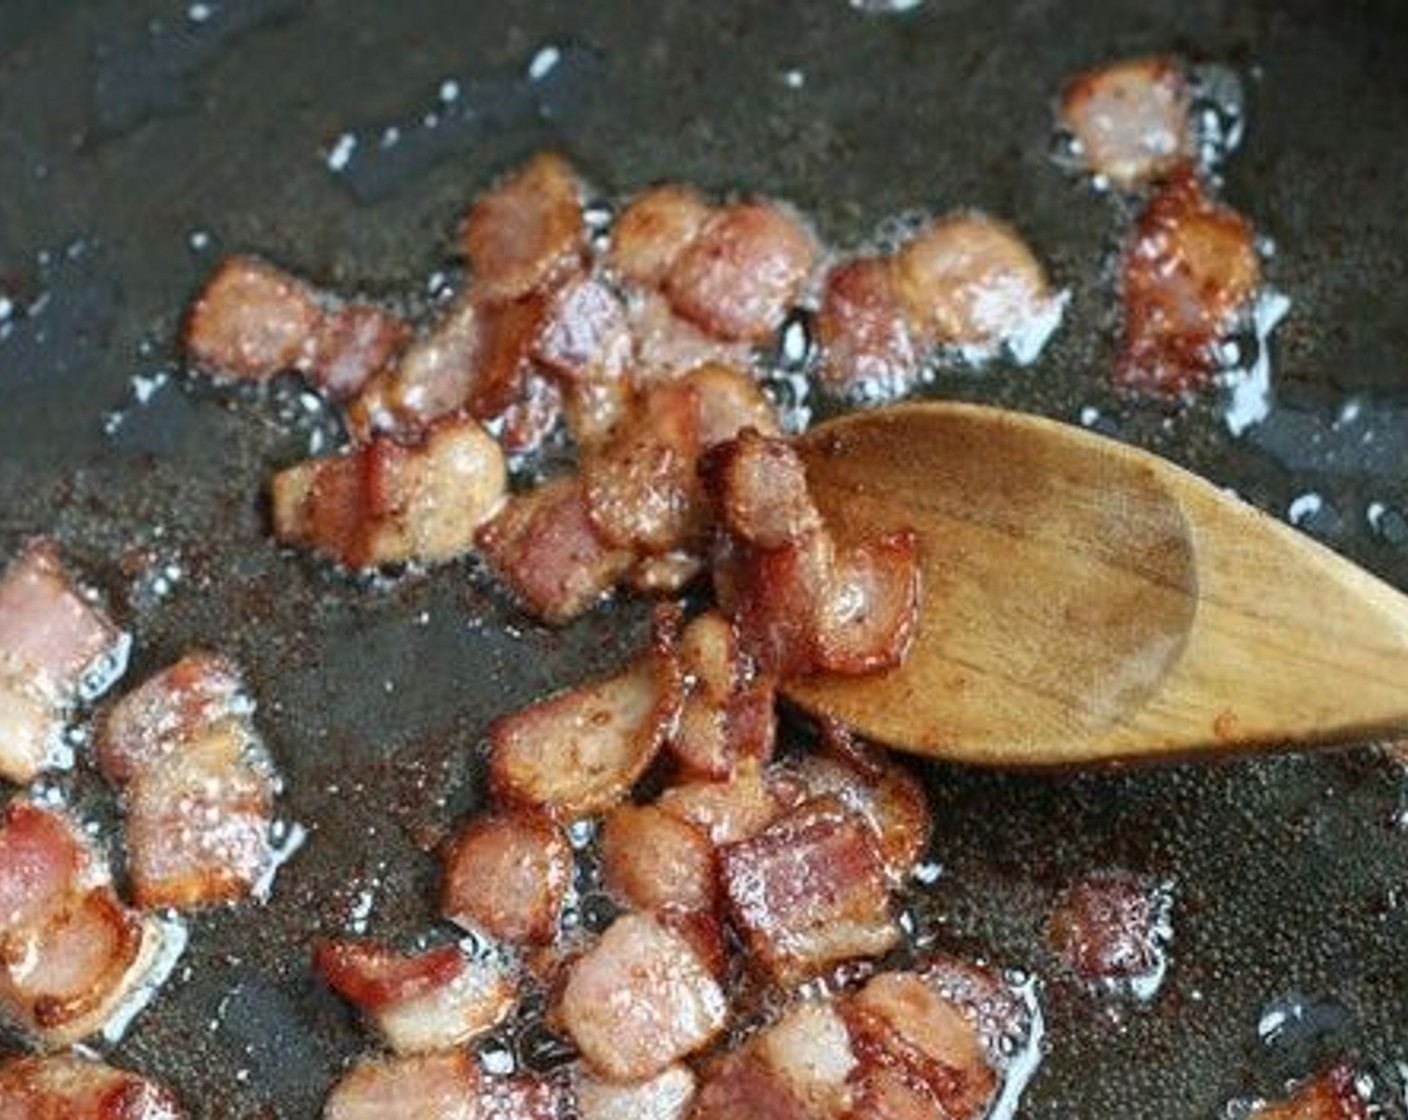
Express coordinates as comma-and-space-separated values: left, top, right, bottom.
783, 401, 1408, 766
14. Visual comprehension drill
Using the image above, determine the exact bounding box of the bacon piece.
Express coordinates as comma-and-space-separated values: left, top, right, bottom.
1047, 872, 1170, 992
533, 273, 631, 384
559, 911, 728, 1081
97, 653, 279, 909
892, 213, 1057, 355
461, 153, 585, 304
323, 1051, 557, 1120
665, 202, 817, 343
1059, 56, 1192, 189
625, 290, 755, 382
810, 532, 922, 676
315, 939, 514, 1054
575, 1063, 696, 1120
707, 428, 821, 550
720, 796, 898, 985
669, 611, 775, 780
310, 303, 413, 401
272, 415, 507, 570
0, 802, 173, 1046
1250, 1064, 1371, 1120
0, 1054, 185, 1119
489, 620, 682, 817
477, 477, 634, 624
0, 540, 126, 784
627, 551, 706, 596
441, 812, 571, 944
656, 762, 786, 847
815, 256, 918, 396
1117, 166, 1260, 396
600, 803, 716, 913
610, 185, 712, 288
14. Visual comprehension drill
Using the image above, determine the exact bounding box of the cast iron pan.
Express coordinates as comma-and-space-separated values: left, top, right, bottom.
3, 1, 1408, 1116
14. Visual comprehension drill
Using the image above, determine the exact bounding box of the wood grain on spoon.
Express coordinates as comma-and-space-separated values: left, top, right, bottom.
786, 402, 1408, 766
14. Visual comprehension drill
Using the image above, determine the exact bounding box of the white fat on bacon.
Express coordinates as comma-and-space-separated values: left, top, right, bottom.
600, 803, 717, 915
323, 1051, 558, 1120
0, 1053, 184, 1120
575, 1063, 697, 1120
441, 811, 572, 945
1059, 56, 1192, 189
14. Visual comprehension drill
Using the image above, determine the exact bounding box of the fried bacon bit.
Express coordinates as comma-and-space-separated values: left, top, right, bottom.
815, 256, 919, 396
323, 1050, 558, 1120
314, 939, 514, 1055
0, 1054, 184, 1119
489, 620, 682, 818
810, 532, 923, 676
627, 551, 706, 596
1117, 165, 1260, 396
600, 804, 717, 914
843, 971, 998, 1120
720, 796, 899, 985
0, 540, 126, 785
708, 428, 821, 550
532, 273, 632, 385
1048, 872, 1170, 994
624, 290, 755, 383
665, 202, 817, 343
575, 1063, 696, 1120
441, 812, 571, 944
461, 152, 585, 305
1060, 56, 1192, 190
559, 911, 728, 1081
656, 762, 786, 847
271, 415, 507, 570
1250, 1064, 1371, 1120
477, 478, 634, 624
892, 213, 1058, 356
609, 185, 713, 288
0, 801, 170, 1046
184, 256, 406, 399
669, 611, 776, 780
97, 653, 278, 910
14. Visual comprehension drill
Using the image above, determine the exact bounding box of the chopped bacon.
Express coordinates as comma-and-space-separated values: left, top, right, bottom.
713, 531, 834, 680
489, 618, 682, 817
609, 185, 713, 288
665, 202, 817, 343
532, 273, 631, 385
627, 551, 706, 596
0, 540, 126, 785
441, 812, 571, 944
600, 803, 717, 914
1117, 165, 1260, 396
815, 256, 918, 395
272, 415, 507, 570
97, 653, 278, 910
892, 213, 1057, 355
719, 796, 898, 985
706, 428, 821, 550
656, 762, 786, 847
310, 302, 414, 401
1060, 56, 1192, 189
477, 477, 634, 624
1047, 872, 1169, 991
315, 938, 514, 1054
669, 611, 775, 780
625, 290, 755, 382
1250, 1064, 1371, 1120
323, 1051, 558, 1120
575, 1063, 696, 1120
843, 970, 998, 1120
0, 801, 172, 1046
461, 152, 585, 304
810, 531, 922, 675
558, 911, 728, 1081
0, 1054, 185, 1119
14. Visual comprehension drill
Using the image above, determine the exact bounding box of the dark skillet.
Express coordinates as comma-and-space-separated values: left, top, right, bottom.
3, 1, 1408, 1116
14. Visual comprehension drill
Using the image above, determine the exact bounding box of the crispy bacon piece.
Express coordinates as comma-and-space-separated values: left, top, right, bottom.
0, 1054, 185, 1119
477, 478, 634, 624
665, 202, 817, 343
532, 273, 632, 385
1047, 872, 1169, 991
315, 938, 514, 1054
184, 256, 407, 399
1250, 1064, 1371, 1120
669, 611, 775, 780
625, 290, 755, 383
97, 653, 278, 910
559, 911, 728, 1081
720, 796, 898, 985
1060, 56, 1192, 189
461, 152, 585, 304
892, 213, 1057, 355
323, 1051, 558, 1120
815, 256, 919, 395
0, 540, 126, 785
441, 812, 571, 944
708, 428, 821, 550
627, 551, 706, 596
272, 415, 507, 570
609, 185, 713, 288
656, 762, 787, 847
0, 802, 172, 1046
1117, 165, 1260, 396
601, 804, 717, 914
810, 532, 923, 676
489, 618, 682, 817
575, 1063, 696, 1120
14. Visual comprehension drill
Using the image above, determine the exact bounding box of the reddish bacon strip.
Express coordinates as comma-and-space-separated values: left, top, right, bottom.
1060, 56, 1192, 189
323, 1051, 558, 1120
575, 1063, 696, 1120
272, 415, 507, 570
441, 811, 571, 944
815, 256, 918, 396
0, 1054, 184, 1119
600, 803, 717, 914
0, 802, 173, 1046
97, 653, 279, 910
1249, 1064, 1371, 1120
559, 911, 728, 1081
315, 938, 515, 1054
1117, 165, 1260, 396
184, 256, 408, 399
0, 540, 126, 785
